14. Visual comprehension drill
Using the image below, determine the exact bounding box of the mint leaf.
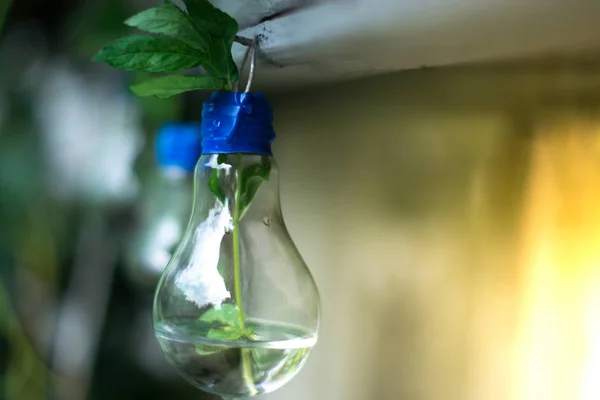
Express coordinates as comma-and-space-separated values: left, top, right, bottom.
239, 158, 272, 220
125, 1, 208, 51
130, 74, 226, 98
200, 303, 240, 326
182, 0, 237, 38
92, 0, 241, 95
197, 303, 254, 342
93, 35, 205, 72
209, 154, 228, 204
204, 40, 238, 86
182, 0, 238, 86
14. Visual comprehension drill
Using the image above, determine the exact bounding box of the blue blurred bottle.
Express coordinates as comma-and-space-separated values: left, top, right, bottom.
125, 122, 203, 291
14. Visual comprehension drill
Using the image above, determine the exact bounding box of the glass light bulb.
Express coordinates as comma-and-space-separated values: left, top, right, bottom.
153, 93, 321, 399
126, 123, 203, 291
153, 154, 320, 398
126, 168, 194, 290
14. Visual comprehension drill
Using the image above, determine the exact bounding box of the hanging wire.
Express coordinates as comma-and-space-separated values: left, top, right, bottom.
244, 38, 258, 93
236, 36, 258, 93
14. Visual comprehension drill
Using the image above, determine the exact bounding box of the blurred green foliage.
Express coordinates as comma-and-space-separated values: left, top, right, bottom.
0, 1, 202, 398
65, 0, 132, 60
0, 0, 12, 33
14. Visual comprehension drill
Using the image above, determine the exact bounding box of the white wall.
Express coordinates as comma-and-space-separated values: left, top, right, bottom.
259, 63, 600, 400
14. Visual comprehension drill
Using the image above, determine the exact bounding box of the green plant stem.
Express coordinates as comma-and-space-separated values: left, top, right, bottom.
232, 153, 245, 326
232, 153, 257, 395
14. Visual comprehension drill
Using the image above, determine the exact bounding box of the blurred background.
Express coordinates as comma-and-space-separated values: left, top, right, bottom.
2, 0, 600, 400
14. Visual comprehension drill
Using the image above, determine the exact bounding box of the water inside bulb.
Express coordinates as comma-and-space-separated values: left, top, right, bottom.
153, 154, 320, 398
155, 319, 316, 397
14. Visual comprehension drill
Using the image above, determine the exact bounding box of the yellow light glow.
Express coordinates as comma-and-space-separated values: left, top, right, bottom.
512, 117, 600, 400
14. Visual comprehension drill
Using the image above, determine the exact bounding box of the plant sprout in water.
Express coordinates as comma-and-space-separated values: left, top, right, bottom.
91, 2, 320, 396
153, 92, 321, 398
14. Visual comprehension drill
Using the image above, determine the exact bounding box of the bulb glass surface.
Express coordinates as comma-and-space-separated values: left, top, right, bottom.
153, 154, 320, 398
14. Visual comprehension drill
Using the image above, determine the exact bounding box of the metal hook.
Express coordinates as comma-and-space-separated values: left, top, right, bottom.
236, 36, 258, 93
235, 34, 284, 69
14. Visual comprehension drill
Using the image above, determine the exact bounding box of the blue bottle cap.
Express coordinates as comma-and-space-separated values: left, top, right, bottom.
156, 122, 203, 173
200, 91, 276, 155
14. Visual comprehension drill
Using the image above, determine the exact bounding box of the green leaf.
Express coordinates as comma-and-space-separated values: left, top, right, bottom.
204, 40, 238, 86
209, 154, 229, 203
125, 1, 208, 51
93, 35, 205, 72
91, 0, 240, 90
131, 72, 183, 125
182, 0, 239, 86
130, 74, 226, 98
194, 303, 254, 356
66, 0, 130, 58
183, 0, 238, 38
200, 303, 241, 327
238, 158, 272, 220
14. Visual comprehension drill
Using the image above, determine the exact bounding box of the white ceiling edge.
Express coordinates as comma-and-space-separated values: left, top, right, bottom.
223, 0, 600, 91
208, 0, 302, 29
